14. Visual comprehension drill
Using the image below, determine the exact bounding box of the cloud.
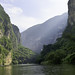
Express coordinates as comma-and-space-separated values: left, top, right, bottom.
8, 0, 14, 2
7, 7, 23, 16
10, 0, 14, 2
12, 15, 37, 32
0, 0, 69, 32
36, 0, 68, 21
0, 0, 14, 3
0, 3, 39, 32
1, 3, 23, 15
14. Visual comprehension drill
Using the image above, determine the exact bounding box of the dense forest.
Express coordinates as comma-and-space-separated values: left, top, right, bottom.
0, 0, 75, 66
12, 45, 36, 64
0, 4, 35, 65
37, 0, 75, 65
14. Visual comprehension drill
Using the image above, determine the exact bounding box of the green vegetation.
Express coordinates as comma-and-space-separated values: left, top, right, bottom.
0, 36, 12, 65
0, 4, 36, 65
0, 36, 12, 50
38, 24, 75, 65
0, 45, 9, 65
1, 1, 75, 66
0, 4, 17, 65
12, 45, 36, 64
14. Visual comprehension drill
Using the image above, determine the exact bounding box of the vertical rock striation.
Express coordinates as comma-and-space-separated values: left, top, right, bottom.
12, 24, 21, 44
0, 4, 21, 65
65, 0, 75, 36
68, 0, 75, 26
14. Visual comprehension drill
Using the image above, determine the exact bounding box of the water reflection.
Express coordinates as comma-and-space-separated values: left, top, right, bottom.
0, 65, 12, 75
0, 64, 75, 75
42, 65, 61, 75
12, 64, 45, 75
42, 64, 75, 75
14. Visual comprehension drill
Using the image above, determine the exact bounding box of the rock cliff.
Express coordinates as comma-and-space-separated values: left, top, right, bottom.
12, 24, 21, 44
65, 0, 75, 36
0, 4, 20, 65
39, 0, 75, 64
68, 0, 75, 26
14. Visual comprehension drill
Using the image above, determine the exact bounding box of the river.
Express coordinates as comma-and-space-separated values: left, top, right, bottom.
0, 64, 75, 75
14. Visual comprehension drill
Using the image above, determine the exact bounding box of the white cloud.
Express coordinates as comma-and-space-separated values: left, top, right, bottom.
11, 15, 37, 32
10, 0, 14, 2
0, 0, 69, 32
0, 0, 14, 3
7, 7, 23, 16
1, 3, 23, 15
0, 3, 39, 32
8, 0, 14, 2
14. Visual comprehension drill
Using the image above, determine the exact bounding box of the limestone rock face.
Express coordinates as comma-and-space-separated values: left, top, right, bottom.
0, 30, 3, 38
12, 24, 21, 44
4, 51, 12, 65
65, 0, 75, 36
68, 0, 75, 25
0, 4, 21, 65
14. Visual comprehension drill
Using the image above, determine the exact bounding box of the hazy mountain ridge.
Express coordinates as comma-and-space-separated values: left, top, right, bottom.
38, 0, 75, 65
21, 13, 68, 53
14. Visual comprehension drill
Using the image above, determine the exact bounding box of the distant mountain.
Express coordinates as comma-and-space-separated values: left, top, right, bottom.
39, 0, 75, 65
21, 13, 68, 53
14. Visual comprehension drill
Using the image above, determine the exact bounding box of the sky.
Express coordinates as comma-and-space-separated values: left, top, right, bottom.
0, 0, 69, 32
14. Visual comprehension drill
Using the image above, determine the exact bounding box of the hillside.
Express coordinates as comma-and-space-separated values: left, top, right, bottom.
38, 0, 75, 64
21, 13, 68, 53
0, 4, 19, 65
0, 4, 35, 65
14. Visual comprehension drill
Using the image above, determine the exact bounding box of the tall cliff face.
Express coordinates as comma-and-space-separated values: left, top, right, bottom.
0, 5, 10, 38
39, 0, 75, 64
12, 24, 21, 44
65, 0, 75, 36
0, 4, 20, 65
68, 0, 75, 25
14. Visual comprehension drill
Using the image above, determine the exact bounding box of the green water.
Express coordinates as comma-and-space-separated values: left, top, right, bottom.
0, 64, 75, 75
